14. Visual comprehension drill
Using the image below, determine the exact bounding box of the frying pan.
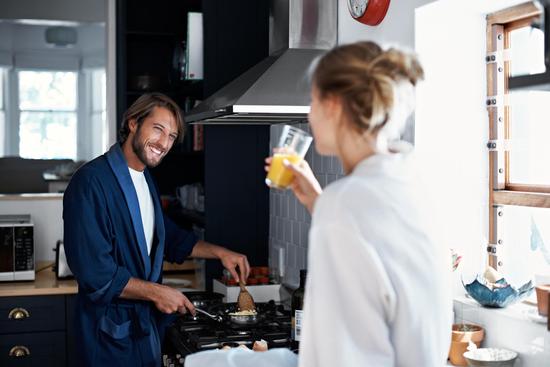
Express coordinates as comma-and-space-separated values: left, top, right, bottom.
209, 303, 263, 325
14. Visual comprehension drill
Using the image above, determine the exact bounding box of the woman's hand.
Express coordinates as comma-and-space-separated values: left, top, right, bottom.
264, 155, 322, 214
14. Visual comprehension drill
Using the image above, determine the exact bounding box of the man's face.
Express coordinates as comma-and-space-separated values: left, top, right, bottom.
129, 106, 178, 168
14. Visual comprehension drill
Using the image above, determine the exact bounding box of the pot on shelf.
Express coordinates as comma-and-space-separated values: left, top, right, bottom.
449, 323, 485, 366
535, 284, 550, 316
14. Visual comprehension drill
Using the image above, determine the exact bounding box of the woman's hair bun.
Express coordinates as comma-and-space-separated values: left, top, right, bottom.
313, 41, 424, 134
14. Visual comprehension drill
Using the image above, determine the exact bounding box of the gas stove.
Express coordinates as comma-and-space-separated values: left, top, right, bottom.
162, 300, 292, 366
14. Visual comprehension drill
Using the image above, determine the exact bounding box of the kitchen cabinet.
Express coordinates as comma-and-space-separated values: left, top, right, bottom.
0, 263, 199, 366
0, 295, 73, 367
0, 296, 65, 334
116, 0, 272, 288
0, 331, 66, 367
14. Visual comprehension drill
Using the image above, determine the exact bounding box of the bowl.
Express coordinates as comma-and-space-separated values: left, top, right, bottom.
463, 276, 533, 308
463, 348, 518, 367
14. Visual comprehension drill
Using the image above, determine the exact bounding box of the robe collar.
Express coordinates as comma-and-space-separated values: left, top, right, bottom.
105, 143, 165, 281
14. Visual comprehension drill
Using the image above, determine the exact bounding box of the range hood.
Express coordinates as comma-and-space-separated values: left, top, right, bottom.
509, 2, 550, 90
186, 0, 337, 125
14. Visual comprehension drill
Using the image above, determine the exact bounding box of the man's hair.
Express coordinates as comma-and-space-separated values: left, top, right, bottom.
118, 93, 185, 144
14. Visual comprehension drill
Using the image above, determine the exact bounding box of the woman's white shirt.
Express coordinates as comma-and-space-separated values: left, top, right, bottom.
298, 150, 452, 367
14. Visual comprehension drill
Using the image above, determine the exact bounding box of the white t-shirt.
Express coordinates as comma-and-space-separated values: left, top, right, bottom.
298, 150, 453, 367
129, 167, 155, 256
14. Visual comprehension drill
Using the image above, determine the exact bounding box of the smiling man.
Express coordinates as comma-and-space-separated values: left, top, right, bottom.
63, 93, 250, 367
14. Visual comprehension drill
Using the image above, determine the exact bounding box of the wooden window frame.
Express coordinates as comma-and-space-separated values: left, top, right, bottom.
487, 2, 549, 269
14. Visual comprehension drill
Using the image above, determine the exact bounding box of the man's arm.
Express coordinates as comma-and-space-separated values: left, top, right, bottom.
190, 240, 251, 283
162, 215, 250, 283
120, 277, 196, 315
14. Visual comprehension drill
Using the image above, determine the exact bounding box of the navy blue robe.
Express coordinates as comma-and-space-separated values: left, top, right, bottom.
63, 143, 197, 367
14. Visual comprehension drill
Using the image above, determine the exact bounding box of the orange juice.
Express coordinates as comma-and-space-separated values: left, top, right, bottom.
266, 153, 302, 189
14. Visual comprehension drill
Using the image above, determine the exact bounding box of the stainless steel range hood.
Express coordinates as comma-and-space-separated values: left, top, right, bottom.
186, 0, 337, 125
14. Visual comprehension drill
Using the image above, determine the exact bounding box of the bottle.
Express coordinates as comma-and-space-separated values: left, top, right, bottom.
291, 269, 307, 350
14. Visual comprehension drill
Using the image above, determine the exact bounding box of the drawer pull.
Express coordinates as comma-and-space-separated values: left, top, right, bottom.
9, 345, 30, 358
8, 307, 30, 320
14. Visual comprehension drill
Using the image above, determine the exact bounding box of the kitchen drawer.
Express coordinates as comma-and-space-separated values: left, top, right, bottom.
0, 296, 65, 334
0, 331, 66, 367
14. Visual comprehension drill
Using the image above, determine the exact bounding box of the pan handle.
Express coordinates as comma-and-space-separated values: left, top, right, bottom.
195, 308, 223, 322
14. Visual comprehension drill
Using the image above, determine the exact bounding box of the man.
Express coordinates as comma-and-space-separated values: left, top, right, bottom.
63, 93, 250, 366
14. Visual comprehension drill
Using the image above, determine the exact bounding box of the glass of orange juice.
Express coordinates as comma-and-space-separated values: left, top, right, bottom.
266, 125, 312, 189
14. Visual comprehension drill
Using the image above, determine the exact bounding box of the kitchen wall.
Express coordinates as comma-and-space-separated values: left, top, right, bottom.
337, 0, 436, 47
415, 0, 489, 298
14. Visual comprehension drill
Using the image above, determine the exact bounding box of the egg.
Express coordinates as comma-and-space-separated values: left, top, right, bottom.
253, 339, 268, 352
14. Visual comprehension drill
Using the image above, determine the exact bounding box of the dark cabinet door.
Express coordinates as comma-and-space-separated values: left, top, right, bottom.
65, 295, 77, 367
0, 331, 66, 367
0, 295, 65, 334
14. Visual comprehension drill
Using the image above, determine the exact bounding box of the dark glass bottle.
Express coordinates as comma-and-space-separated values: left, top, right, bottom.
291, 269, 307, 351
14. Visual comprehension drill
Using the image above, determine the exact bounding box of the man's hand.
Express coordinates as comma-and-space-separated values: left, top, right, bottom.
190, 241, 251, 283
151, 284, 196, 315
120, 277, 195, 315
217, 247, 250, 283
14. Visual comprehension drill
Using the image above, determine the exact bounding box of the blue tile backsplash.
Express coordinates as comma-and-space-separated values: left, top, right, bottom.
268, 123, 344, 286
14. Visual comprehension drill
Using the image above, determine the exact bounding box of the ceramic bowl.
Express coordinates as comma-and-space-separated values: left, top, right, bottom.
463, 348, 518, 367
463, 277, 533, 308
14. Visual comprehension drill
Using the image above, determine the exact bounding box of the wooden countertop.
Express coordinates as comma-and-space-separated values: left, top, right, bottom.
0, 262, 77, 297
0, 261, 201, 298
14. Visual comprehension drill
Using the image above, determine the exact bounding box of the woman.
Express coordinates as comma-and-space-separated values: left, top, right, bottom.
279, 41, 452, 367
185, 41, 452, 367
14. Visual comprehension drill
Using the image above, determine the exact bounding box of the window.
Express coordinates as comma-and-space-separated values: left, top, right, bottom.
487, 2, 550, 285
18, 70, 77, 160
508, 26, 550, 185
501, 206, 550, 286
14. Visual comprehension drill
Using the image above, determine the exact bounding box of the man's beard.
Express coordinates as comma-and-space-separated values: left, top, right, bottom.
131, 126, 165, 168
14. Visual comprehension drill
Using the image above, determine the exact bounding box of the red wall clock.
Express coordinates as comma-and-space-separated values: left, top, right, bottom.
347, 0, 391, 26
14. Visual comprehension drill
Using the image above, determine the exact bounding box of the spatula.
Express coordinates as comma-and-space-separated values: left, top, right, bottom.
237, 274, 256, 312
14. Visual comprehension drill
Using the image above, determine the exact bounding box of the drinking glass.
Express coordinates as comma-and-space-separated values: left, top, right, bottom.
265, 125, 313, 189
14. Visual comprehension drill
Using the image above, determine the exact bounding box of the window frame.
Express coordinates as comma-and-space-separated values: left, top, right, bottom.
487, 2, 550, 270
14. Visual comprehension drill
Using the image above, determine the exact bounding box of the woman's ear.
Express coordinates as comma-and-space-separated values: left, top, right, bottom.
325, 95, 344, 125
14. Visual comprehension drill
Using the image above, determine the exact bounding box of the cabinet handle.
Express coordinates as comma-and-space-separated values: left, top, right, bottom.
8, 307, 30, 320
9, 345, 30, 358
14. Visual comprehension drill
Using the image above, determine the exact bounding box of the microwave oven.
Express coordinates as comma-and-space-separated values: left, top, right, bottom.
0, 215, 34, 281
